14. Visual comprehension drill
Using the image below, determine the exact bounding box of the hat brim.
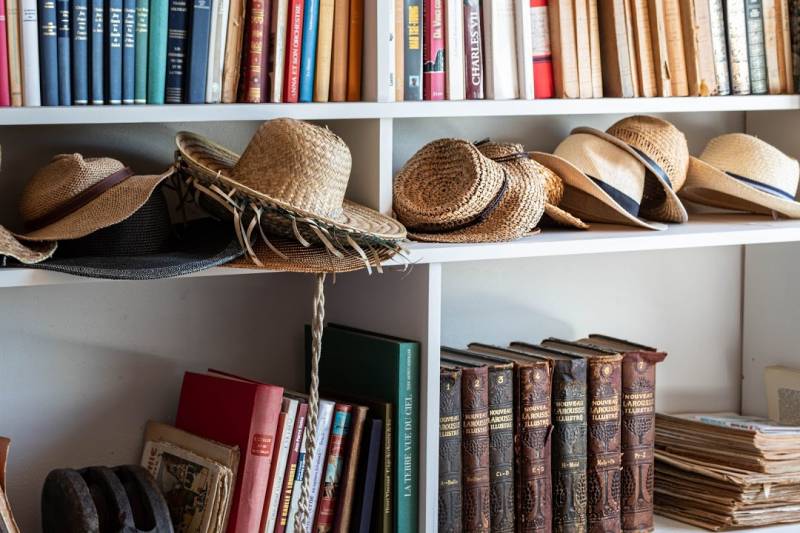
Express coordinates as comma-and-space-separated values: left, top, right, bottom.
175, 131, 406, 241
531, 152, 666, 231
680, 156, 800, 218
20, 219, 243, 280
572, 126, 689, 223
544, 203, 590, 229
0, 226, 57, 264
17, 170, 173, 242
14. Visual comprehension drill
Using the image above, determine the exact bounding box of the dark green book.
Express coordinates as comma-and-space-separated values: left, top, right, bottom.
306, 323, 420, 533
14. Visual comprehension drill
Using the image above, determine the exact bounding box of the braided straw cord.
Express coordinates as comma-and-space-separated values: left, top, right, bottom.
294, 273, 326, 532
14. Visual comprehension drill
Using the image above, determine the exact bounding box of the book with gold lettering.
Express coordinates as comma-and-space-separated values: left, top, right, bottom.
438, 364, 463, 533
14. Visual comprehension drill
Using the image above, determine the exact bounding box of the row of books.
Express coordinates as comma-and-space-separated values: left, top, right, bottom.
438, 335, 668, 532
144, 323, 419, 533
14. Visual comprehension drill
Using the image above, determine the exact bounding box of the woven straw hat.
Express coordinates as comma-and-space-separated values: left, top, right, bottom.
393, 138, 546, 242
531, 133, 667, 230
574, 115, 689, 223
1, 227, 57, 264
16, 153, 173, 241
475, 141, 588, 230
680, 133, 800, 218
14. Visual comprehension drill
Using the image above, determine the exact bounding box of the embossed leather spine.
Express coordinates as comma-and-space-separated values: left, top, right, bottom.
516, 360, 553, 533
586, 355, 623, 533
620, 351, 667, 533
461, 365, 491, 532
488, 362, 515, 532
439, 366, 463, 533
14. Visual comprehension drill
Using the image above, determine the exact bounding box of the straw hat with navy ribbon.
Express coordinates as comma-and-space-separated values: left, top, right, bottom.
680, 133, 800, 218
573, 115, 690, 223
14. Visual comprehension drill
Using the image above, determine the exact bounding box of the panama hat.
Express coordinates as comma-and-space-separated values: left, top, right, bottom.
175, 118, 406, 272
474, 141, 588, 230
531, 133, 667, 230
679, 133, 800, 218
392, 138, 546, 242
574, 115, 689, 223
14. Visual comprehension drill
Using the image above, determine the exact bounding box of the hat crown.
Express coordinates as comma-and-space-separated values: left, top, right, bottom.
476, 141, 564, 204
19, 154, 128, 223
232, 118, 352, 220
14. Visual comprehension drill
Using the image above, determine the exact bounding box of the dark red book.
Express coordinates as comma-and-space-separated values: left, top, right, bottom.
422, 0, 445, 100
239, 0, 271, 102
282, 0, 304, 102
274, 400, 309, 533
530, 0, 554, 98
463, 0, 484, 99
175, 371, 284, 533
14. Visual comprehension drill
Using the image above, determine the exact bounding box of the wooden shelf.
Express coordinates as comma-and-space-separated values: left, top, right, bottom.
0, 95, 797, 124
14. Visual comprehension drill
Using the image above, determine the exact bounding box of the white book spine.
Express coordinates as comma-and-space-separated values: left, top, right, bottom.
270, 0, 289, 102
514, 0, 534, 98
482, 0, 519, 99
726, 0, 751, 94
20, 0, 40, 106
445, 0, 465, 99
205, 0, 231, 102
363, 0, 395, 101
302, 400, 335, 531
709, 0, 731, 94
263, 399, 299, 533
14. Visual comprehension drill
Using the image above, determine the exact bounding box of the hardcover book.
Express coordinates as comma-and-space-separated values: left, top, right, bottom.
0, 0, 12, 106
260, 396, 299, 533
572, 0, 592, 98
206, 0, 231, 102
345, 0, 363, 101
746, 0, 769, 94
91, 0, 104, 103
269, 0, 289, 102
38, 0, 59, 105
438, 365, 463, 533
764, 0, 784, 93
514, 0, 534, 99
6, 0, 22, 105
680, 0, 718, 96
623, 0, 639, 96
239, 0, 270, 102
332, 404, 368, 533
185, 0, 213, 103
598, 0, 634, 97
649, 0, 674, 96
394, 0, 403, 100
221, 0, 245, 102
548, 0, 579, 98
274, 401, 308, 533
303, 400, 339, 532
422, 0, 445, 100
445, 0, 465, 99
122, 0, 135, 103
298, 0, 319, 102
629, 0, 656, 97
165, 0, 188, 103
361, 0, 395, 102
708, 0, 731, 94
663, 0, 689, 95
72, 0, 89, 104
530, 0, 553, 98
313, 0, 334, 102
588, 0, 602, 96
463, 0, 484, 99
282, 0, 304, 102
482, 0, 518, 99
727, 0, 752, 94
147, 0, 168, 102
329, 0, 349, 102
312, 403, 353, 532
56, 0, 70, 104
352, 418, 383, 533
107, 0, 123, 103
20, 0, 41, 106
134, 0, 147, 102
403, 0, 423, 99
777, 0, 792, 92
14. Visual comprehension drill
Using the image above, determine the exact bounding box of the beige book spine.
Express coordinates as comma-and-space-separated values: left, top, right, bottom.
587, 0, 603, 96
330, 0, 350, 101
549, 0, 580, 97
663, 0, 689, 95
648, 0, 673, 96
623, 0, 640, 96
314, 0, 336, 102
574, 0, 593, 97
395, 0, 404, 100
726, 0, 751, 94
763, 0, 783, 93
598, 0, 635, 96
630, 0, 657, 96
690, 0, 717, 95
221, 0, 246, 102
778, 0, 793, 92
6, 0, 21, 106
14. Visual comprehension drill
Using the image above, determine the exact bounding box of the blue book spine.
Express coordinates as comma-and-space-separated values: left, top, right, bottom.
165, 0, 188, 103
122, 0, 135, 102
298, 0, 319, 102
38, 0, 59, 105
56, 0, 71, 104
134, 0, 148, 102
90, 0, 103, 103
72, 0, 89, 104
107, 0, 122, 103
184, 0, 211, 103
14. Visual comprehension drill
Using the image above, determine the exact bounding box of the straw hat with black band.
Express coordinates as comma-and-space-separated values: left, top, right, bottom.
680, 133, 800, 218
573, 115, 689, 223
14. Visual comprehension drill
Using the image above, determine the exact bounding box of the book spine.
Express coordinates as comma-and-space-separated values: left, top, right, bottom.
282, 0, 303, 101
298, 0, 319, 102
378, 402, 392, 532
332, 406, 367, 533
146, 0, 168, 102
679, 0, 702, 95
623, 0, 639, 96
313, 404, 353, 532
357, 420, 383, 533
313, 0, 334, 101
284, 432, 309, 533
530, 0, 553, 97
21, 0, 40, 105
791, 0, 800, 91
764, 0, 782, 92
445, 0, 464, 99
107, 0, 122, 103
302, 400, 335, 531
403, 0, 422, 99
221, 0, 244, 101
663, 0, 688, 95
165, 0, 187, 102
205, 0, 230, 102
71, 0, 89, 104
708, 0, 731, 94
461, 365, 491, 532
439, 367, 463, 533
586, 356, 623, 533
185, 0, 212, 103
483, 0, 518, 99
0, 0, 10, 106
548, 0, 579, 98
487, 364, 515, 532
269, 0, 288, 102
133, 0, 147, 102
361, 0, 395, 102
396, 343, 419, 533
463, 0, 484, 98
551, 359, 588, 533
394, 0, 403, 100
597, 0, 632, 96
90, 0, 103, 103
345, 0, 362, 100
587, 0, 601, 96
38, 0, 58, 105
779, 0, 792, 91
727, 0, 752, 94
690, 0, 719, 95
746, 0, 768, 93
516, 362, 552, 533
263, 400, 298, 533
630, 0, 656, 97
56, 0, 70, 104
514, 0, 534, 99
259, 0, 271, 101
7, 0, 22, 105
572, 0, 591, 97
422, 0, 444, 99
620, 351, 667, 533
275, 403, 308, 533
122, 0, 135, 102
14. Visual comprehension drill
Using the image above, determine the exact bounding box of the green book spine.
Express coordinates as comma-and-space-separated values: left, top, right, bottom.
397, 340, 419, 533
146, 0, 167, 103
134, 0, 148, 102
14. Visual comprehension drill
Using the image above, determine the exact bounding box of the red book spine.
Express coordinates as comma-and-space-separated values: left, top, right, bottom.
422, 0, 445, 99
463, 0, 484, 99
0, 0, 10, 106
530, 0, 554, 98
240, 0, 269, 102
275, 402, 308, 533
282, 0, 304, 102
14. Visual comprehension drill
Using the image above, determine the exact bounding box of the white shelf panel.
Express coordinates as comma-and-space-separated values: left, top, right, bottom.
0, 95, 798, 124
655, 516, 799, 532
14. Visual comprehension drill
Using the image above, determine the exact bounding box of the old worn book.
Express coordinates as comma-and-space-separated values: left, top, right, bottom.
648, 0, 674, 96
708, 0, 731, 94
681, 0, 718, 95
623, 0, 640, 96
765, 366, 800, 425
727, 0, 752, 94
778, 0, 793, 91
482, 0, 519, 99
663, 0, 689, 95
629, 0, 656, 96
598, 0, 634, 96
746, 0, 769, 94
0, 438, 19, 533
221, 0, 245, 101
331, 404, 368, 533
587, 0, 602, 96
439, 365, 463, 533
791, 0, 799, 91
573, 0, 592, 97
329, 0, 350, 101
763, 0, 784, 93
548, 0, 579, 97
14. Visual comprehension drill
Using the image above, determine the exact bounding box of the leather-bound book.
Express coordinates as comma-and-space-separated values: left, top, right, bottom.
579, 334, 667, 533
548, 0, 579, 98
240, 0, 272, 102
597, 0, 634, 97
331, 404, 367, 533
439, 364, 463, 533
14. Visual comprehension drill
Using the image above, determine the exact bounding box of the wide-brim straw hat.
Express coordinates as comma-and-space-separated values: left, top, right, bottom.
475, 141, 588, 230
393, 138, 546, 242
574, 115, 689, 223
531, 133, 667, 231
15, 153, 173, 241
0, 227, 57, 264
680, 133, 800, 218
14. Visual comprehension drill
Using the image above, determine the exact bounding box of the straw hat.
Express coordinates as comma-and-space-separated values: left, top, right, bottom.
0, 227, 57, 264
680, 133, 800, 218
574, 115, 689, 223
475, 141, 588, 230
16, 153, 173, 241
531, 133, 666, 230
392, 138, 546, 242
175, 119, 406, 272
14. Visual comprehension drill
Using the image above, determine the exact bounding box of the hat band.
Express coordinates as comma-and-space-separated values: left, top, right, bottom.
588, 175, 641, 217
630, 146, 673, 188
25, 167, 136, 232
725, 171, 797, 201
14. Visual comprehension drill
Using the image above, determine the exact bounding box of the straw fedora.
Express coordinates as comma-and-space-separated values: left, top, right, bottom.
475, 141, 588, 230
574, 115, 689, 223
392, 138, 546, 242
679, 133, 800, 218
0, 227, 57, 264
16, 154, 174, 241
531, 133, 666, 230
176, 119, 405, 272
